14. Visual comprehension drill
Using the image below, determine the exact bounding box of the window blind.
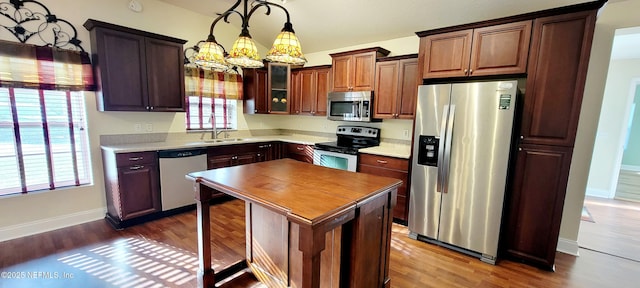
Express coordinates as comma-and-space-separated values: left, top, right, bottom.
0, 87, 91, 195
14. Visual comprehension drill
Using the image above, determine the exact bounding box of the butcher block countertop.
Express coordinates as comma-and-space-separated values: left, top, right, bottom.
188, 158, 402, 223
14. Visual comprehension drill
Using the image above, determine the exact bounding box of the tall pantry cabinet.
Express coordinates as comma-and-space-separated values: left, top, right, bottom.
503, 10, 597, 270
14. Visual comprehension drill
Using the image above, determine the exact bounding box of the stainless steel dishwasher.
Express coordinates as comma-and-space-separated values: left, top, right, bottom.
158, 148, 208, 211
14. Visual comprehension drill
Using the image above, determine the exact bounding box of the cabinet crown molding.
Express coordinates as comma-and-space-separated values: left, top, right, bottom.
415, 0, 606, 37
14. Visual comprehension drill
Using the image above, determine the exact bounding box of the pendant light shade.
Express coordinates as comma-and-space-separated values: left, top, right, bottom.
193, 38, 228, 71
226, 30, 264, 68
266, 23, 307, 65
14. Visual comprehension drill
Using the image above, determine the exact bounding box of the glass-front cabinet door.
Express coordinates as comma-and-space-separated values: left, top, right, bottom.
268, 63, 290, 114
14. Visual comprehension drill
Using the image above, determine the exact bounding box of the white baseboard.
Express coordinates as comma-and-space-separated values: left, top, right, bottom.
557, 237, 580, 256
586, 187, 610, 198
0, 208, 105, 242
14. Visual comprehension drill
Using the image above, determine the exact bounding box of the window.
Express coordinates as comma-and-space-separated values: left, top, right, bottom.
186, 97, 237, 130
183, 67, 243, 131
0, 39, 95, 196
0, 88, 91, 196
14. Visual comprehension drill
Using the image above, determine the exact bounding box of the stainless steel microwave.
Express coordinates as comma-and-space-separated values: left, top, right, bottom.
327, 91, 376, 122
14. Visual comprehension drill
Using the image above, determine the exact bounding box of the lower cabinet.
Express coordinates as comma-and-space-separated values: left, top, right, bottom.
207, 142, 281, 197
283, 143, 314, 163
357, 153, 410, 224
502, 144, 573, 270
207, 142, 280, 169
102, 150, 161, 228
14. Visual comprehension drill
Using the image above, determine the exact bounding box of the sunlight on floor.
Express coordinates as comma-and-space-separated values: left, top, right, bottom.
57, 237, 199, 287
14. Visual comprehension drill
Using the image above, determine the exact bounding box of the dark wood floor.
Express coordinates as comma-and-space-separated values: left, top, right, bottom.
579, 196, 640, 262
1, 198, 639, 287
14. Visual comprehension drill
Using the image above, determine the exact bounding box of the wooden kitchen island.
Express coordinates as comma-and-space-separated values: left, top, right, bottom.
187, 159, 402, 288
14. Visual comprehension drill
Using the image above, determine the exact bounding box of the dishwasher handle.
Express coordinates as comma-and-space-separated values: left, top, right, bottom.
158, 148, 207, 158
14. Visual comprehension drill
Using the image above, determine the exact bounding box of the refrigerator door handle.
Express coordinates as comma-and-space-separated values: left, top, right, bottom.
441, 105, 455, 194
436, 105, 450, 193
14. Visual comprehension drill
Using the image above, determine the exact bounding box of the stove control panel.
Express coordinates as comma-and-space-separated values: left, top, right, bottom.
336, 125, 379, 138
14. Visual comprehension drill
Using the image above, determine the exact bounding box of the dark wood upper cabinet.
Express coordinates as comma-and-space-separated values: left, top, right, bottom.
520, 11, 596, 147
268, 63, 291, 114
374, 55, 418, 119
243, 68, 268, 114
291, 66, 331, 116
330, 47, 390, 92
84, 19, 186, 112
419, 20, 531, 79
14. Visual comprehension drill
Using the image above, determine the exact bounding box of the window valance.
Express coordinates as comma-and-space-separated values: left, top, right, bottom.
185, 66, 243, 100
0, 40, 95, 91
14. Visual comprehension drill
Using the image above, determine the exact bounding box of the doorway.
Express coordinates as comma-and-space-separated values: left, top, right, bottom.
580, 26, 640, 262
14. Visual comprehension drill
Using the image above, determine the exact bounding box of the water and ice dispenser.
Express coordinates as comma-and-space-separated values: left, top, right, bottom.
417, 135, 439, 167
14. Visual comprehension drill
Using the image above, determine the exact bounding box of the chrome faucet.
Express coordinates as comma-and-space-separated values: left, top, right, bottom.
210, 114, 228, 139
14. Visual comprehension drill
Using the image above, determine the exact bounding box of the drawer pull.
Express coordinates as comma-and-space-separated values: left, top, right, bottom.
128, 157, 144, 161
376, 160, 388, 164
297, 147, 305, 151
130, 165, 144, 170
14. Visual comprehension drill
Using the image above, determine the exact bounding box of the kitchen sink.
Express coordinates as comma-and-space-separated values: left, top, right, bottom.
183, 138, 246, 146
203, 138, 244, 143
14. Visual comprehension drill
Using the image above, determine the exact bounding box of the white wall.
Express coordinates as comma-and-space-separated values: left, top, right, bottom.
586, 59, 640, 198
561, 0, 640, 246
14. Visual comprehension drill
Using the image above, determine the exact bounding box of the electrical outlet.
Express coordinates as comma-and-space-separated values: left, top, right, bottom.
134, 123, 142, 132
145, 123, 153, 132
403, 129, 410, 138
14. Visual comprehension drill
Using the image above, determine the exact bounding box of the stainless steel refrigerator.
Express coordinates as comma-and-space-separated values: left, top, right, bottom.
408, 80, 520, 264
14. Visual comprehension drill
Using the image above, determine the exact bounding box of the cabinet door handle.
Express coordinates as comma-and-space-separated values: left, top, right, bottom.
464, 69, 468, 74
150, 106, 154, 110
297, 146, 305, 151
257, 153, 261, 157
376, 160, 388, 164
128, 157, 144, 161
254, 109, 258, 112
520, 135, 524, 139
518, 147, 522, 151
468, 69, 473, 75
130, 165, 145, 170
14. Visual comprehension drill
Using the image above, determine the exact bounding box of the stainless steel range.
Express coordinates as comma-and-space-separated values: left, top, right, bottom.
313, 125, 380, 171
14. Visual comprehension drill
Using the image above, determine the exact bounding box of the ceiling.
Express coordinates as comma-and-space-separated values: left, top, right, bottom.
159, 0, 634, 58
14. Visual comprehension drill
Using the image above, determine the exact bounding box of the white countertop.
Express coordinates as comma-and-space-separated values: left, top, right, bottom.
359, 142, 412, 159
101, 134, 412, 159
100, 134, 333, 154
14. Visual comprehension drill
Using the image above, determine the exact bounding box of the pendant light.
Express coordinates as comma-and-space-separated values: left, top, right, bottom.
194, 0, 307, 70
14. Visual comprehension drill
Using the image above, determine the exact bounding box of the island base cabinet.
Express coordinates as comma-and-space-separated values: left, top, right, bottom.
246, 204, 341, 288
245, 190, 395, 288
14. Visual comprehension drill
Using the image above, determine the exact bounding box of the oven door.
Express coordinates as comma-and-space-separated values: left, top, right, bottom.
313, 149, 358, 172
